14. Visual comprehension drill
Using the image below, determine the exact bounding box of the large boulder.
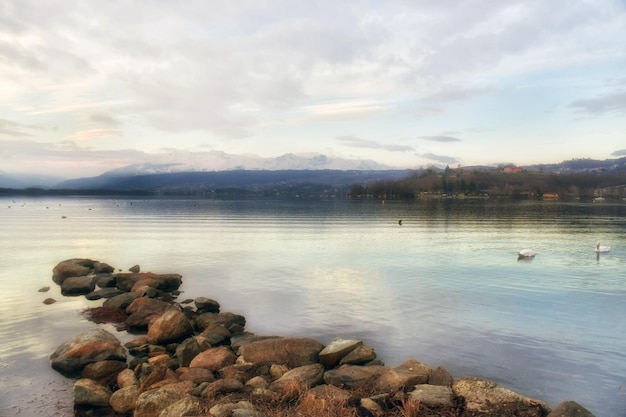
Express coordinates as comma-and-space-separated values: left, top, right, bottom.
237, 337, 324, 368
109, 385, 139, 414
61, 276, 96, 295
50, 328, 126, 377
146, 309, 193, 344
176, 336, 211, 368
52, 258, 95, 285
453, 377, 551, 417
408, 384, 455, 408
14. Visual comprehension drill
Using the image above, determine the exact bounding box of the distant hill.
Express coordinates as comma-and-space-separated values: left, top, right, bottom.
55, 169, 412, 195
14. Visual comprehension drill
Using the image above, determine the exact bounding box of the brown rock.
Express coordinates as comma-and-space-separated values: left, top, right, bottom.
133, 387, 187, 417
81, 360, 127, 380
195, 296, 220, 313
146, 309, 193, 344
52, 258, 95, 285
61, 276, 96, 295
159, 395, 202, 417
237, 337, 324, 368
179, 367, 216, 384
125, 297, 177, 329
73, 378, 112, 407
375, 359, 431, 392
195, 311, 246, 334
428, 365, 454, 386
323, 364, 387, 390
269, 363, 325, 394
117, 368, 138, 388
189, 346, 237, 371
202, 378, 245, 397
109, 385, 139, 414
339, 344, 377, 365
50, 328, 126, 377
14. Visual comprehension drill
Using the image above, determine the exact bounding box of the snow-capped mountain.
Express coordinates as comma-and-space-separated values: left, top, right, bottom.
101, 151, 390, 176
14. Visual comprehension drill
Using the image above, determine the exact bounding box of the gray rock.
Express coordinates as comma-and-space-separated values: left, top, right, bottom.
195, 296, 220, 313
319, 338, 362, 367
195, 312, 246, 334
176, 336, 211, 368
453, 377, 551, 417
408, 384, 455, 407
85, 287, 123, 300
159, 395, 202, 417
339, 344, 377, 365
129, 264, 140, 273
52, 258, 95, 285
375, 359, 431, 392
102, 292, 141, 310
547, 401, 596, 417
323, 364, 387, 390
61, 276, 96, 295
81, 360, 127, 380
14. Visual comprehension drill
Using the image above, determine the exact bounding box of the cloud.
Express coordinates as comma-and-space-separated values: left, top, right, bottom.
611, 149, 626, 157
88, 112, 120, 127
0, 119, 32, 137
337, 136, 414, 152
422, 136, 462, 143
420, 153, 459, 165
568, 91, 626, 115
67, 129, 120, 141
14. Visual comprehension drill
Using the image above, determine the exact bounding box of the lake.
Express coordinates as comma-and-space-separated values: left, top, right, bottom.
0, 196, 624, 416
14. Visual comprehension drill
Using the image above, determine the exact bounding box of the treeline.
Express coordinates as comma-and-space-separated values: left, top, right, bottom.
351, 168, 626, 201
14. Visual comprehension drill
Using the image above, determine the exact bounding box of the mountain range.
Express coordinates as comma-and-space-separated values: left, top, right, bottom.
1, 152, 625, 193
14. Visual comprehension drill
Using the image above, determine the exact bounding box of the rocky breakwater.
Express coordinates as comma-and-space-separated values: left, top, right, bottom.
49, 258, 596, 417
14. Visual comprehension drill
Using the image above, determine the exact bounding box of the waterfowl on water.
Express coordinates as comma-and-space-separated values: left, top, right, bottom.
595, 242, 610, 253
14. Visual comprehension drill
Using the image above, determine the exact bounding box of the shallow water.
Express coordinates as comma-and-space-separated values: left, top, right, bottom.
0, 196, 624, 416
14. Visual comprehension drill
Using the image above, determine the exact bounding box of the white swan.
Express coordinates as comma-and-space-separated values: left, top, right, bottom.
518, 249, 536, 259
595, 242, 611, 253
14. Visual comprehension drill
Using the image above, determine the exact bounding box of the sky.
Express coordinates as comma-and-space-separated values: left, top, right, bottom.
1, 0, 625, 178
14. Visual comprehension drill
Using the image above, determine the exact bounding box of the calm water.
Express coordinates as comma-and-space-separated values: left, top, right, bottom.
0, 196, 625, 416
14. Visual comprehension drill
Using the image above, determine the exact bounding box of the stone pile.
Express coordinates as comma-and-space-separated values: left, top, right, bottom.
49, 258, 596, 417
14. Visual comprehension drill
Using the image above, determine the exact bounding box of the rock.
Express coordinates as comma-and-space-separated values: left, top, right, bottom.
210, 400, 256, 417
195, 296, 220, 313
133, 387, 187, 417
195, 311, 246, 334
96, 274, 117, 288
408, 384, 455, 407
323, 364, 387, 390
159, 395, 202, 417
428, 365, 454, 386
270, 364, 289, 380
147, 309, 194, 344
230, 334, 279, 351
84, 287, 123, 300
115, 272, 182, 292
43, 297, 56, 304
52, 258, 95, 285
109, 385, 139, 414
148, 353, 175, 368
129, 264, 140, 273
232, 410, 268, 417
306, 384, 351, 402
139, 366, 180, 392
176, 336, 211, 368
50, 328, 126, 377
94, 261, 114, 274
189, 346, 237, 371
319, 338, 363, 367
102, 291, 141, 310
199, 323, 231, 345
360, 397, 385, 416
73, 378, 112, 407
38, 286, 50, 292
246, 376, 269, 390
125, 297, 177, 329
339, 344, 377, 365
269, 363, 325, 395
547, 401, 596, 417
117, 368, 138, 388
202, 378, 245, 397
453, 377, 551, 417
375, 359, 431, 392
179, 367, 216, 384
237, 337, 324, 368
219, 363, 254, 382
81, 360, 127, 380
61, 276, 96, 295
